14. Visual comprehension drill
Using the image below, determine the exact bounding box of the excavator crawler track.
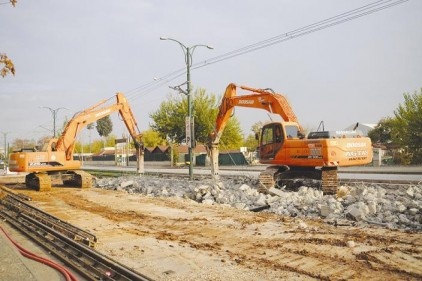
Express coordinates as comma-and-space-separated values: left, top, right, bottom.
258, 166, 339, 195
25, 173, 52, 192
25, 170, 93, 191
258, 167, 279, 193
72, 170, 93, 188
321, 167, 338, 195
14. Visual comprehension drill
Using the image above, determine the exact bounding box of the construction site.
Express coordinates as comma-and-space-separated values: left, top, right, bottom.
1, 1, 422, 280
0, 78, 421, 281
0, 162, 421, 281
0, 79, 421, 281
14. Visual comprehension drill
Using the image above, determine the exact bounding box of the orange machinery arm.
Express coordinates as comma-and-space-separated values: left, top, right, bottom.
55, 92, 142, 161
211, 83, 303, 145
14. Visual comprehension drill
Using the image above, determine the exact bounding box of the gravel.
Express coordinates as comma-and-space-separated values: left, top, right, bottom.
95, 175, 422, 231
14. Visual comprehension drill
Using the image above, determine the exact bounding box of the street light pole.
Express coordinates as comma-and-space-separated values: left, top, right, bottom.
39, 106, 67, 137
160, 37, 213, 180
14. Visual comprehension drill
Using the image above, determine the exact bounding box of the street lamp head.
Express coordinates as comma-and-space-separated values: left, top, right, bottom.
160, 37, 168, 40
206, 45, 214, 50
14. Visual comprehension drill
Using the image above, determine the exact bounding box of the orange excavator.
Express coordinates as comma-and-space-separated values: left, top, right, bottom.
208, 83, 373, 194
9, 93, 144, 191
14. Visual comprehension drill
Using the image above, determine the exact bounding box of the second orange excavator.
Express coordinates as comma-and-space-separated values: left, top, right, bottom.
208, 83, 373, 194
9, 93, 144, 191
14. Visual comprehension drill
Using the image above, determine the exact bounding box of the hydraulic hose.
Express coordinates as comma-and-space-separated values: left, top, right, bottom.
0, 225, 78, 281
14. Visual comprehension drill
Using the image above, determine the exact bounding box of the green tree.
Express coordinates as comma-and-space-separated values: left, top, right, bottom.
242, 134, 258, 151
91, 139, 105, 153
368, 117, 395, 145
392, 89, 422, 164
251, 121, 264, 135
369, 88, 422, 164
96, 116, 113, 137
242, 121, 263, 151
142, 129, 166, 148
150, 88, 243, 149
96, 116, 113, 147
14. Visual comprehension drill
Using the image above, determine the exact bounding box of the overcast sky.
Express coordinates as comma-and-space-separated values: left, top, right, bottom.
1, 0, 421, 144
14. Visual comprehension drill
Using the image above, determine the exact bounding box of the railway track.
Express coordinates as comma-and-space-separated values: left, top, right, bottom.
0, 189, 153, 281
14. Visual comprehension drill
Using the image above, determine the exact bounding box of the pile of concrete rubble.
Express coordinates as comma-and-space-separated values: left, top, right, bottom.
95, 175, 421, 230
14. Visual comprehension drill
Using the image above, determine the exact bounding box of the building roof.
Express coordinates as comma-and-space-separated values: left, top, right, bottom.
343, 123, 377, 136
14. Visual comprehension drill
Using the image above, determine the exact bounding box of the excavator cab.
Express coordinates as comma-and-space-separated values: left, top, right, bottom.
259, 121, 303, 163
259, 123, 280, 161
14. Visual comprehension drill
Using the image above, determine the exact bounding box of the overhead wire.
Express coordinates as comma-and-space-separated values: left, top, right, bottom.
191, 0, 409, 70
123, 0, 408, 103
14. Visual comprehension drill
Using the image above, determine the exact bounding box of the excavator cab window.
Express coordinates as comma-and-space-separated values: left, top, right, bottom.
260, 124, 284, 161
261, 126, 274, 145
285, 125, 299, 139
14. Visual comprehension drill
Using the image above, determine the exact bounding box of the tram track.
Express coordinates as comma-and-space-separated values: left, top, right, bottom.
0, 188, 153, 281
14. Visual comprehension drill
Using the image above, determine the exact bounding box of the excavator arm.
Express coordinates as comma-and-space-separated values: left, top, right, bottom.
56, 93, 143, 161
209, 83, 302, 180
211, 83, 303, 145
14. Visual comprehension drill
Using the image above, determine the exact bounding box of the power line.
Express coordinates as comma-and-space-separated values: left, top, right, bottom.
191, 0, 409, 69
126, 0, 408, 102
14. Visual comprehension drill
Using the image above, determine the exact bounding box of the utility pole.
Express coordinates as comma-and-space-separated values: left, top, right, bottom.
160, 37, 213, 180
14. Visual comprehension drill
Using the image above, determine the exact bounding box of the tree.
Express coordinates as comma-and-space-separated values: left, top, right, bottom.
96, 116, 113, 138
242, 134, 258, 151
150, 88, 243, 149
392, 89, 422, 164
90, 139, 105, 153
96, 116, 113, 148
1, 3, 17, 77
0, 53, 15, 78
368, 118, 395, 145
142, 129, 166, 148
242, 121, 263, 151
11, 138, 36, 150
251, 121, 264, 135
369, 88, 422, 164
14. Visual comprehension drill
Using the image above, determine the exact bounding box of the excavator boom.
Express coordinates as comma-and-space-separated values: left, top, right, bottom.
212, 83, 303, 144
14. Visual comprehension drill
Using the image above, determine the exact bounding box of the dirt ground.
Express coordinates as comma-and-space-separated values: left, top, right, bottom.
9, 187, 422, 281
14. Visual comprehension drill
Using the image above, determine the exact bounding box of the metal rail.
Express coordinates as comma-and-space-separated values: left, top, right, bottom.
0, 193, 153, 281
1, 191, 97, 247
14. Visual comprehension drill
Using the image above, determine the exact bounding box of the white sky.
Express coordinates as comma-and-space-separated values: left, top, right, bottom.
1, 0, 421, 143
